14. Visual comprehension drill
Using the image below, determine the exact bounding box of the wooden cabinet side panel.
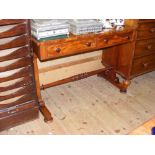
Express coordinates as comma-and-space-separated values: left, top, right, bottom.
102, 46, 118, 68
116, 42, 135, 79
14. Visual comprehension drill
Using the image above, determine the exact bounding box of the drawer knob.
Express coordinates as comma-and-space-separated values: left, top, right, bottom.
124, 36, 129, 40
143, 63, 148, 68
85, 42, 92, 47
147, 45, 152, 50
103, 38, 109, 43
150, 28, 155, 33
55, 48, 61, 53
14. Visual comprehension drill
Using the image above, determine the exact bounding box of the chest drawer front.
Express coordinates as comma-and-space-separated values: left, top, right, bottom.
135, 39, 155, 57
132, 54, 155, 76
138, 22, 155, 30
46, 39, 96, 59
97, 33, 131, 48
137, 22, 155, 40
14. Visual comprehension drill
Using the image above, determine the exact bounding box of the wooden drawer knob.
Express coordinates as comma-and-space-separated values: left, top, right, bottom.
85, 42, 92, 47
124, 36, 129, 40
146, 45, 152, 50
143, 63, 148, 68
55, 47, 61, 53
103, 38, 109, 43
150, 28, 155, 33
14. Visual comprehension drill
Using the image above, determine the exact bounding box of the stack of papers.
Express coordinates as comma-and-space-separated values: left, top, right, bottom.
69, 19, 103, 35
31, 19, 70, 41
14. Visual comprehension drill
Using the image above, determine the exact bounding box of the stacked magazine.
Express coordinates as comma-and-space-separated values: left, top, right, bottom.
31, 19, 70, 41
69, 19, 103, 35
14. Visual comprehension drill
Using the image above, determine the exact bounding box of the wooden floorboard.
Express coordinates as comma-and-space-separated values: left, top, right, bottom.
1, 71, 155, 135
129, 117, 155, 135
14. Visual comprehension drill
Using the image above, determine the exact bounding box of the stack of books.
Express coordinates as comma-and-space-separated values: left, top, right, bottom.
31, 19, 70, 41
69, 19, 103, 35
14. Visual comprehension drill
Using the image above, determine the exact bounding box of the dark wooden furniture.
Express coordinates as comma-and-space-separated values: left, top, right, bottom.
0, 19, 39, 131
32, 26, 135, 122
102, 19, 155, 85
132, 19, 155, 77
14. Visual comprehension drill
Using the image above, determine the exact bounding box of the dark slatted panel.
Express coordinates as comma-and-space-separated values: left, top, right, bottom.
0, 94, 36, 109
0, 57, 32, 72
0, 24, 27, 39
0, 107, 38, 132
0, 46, 30, 62
0, 101, 37, 118
0, 19, 38, 131
0, 66, 32, 83
0, 19, 26, 26
0, 76, 33, 92
0, 85, 35, 102
0, 35, 29, 50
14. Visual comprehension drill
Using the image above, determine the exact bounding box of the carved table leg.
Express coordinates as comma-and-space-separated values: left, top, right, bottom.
120, 80, 131, 93
33, 52, 53, 122
39, 100, 53, 122
98, 68, 130, 93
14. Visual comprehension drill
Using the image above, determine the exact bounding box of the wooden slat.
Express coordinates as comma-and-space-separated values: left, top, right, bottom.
0, 46, 29, 62
41, 68, 106, 89
0, 85, 34, 102
0, 101, 37, 118
0, 57, 32, 72
0, 94, 37, 109
0, 24, 27, 39
0, 19, 26, 26
0, 35, 28, 50
0, 76, 33, 92
0, 66, 32, 83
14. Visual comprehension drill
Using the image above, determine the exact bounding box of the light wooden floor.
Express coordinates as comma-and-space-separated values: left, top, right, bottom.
1, 71, 155, 135
129, 117, 155, 135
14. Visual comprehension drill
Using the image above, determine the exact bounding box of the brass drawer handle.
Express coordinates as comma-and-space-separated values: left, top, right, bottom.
55, 47, 61, 53
85, 42, 92, 47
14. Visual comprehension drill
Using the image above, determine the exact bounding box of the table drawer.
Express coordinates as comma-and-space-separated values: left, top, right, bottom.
135, 39, 155, 57
97, 32, 132, 48
132, 54, 155, 76
137, 22, 155, 39
46, 39, 96, 59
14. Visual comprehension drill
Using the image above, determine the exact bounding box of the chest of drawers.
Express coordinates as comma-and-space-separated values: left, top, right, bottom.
102, 19, 155, 82
0, 19, 39, 131
131, 20, 155, 77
